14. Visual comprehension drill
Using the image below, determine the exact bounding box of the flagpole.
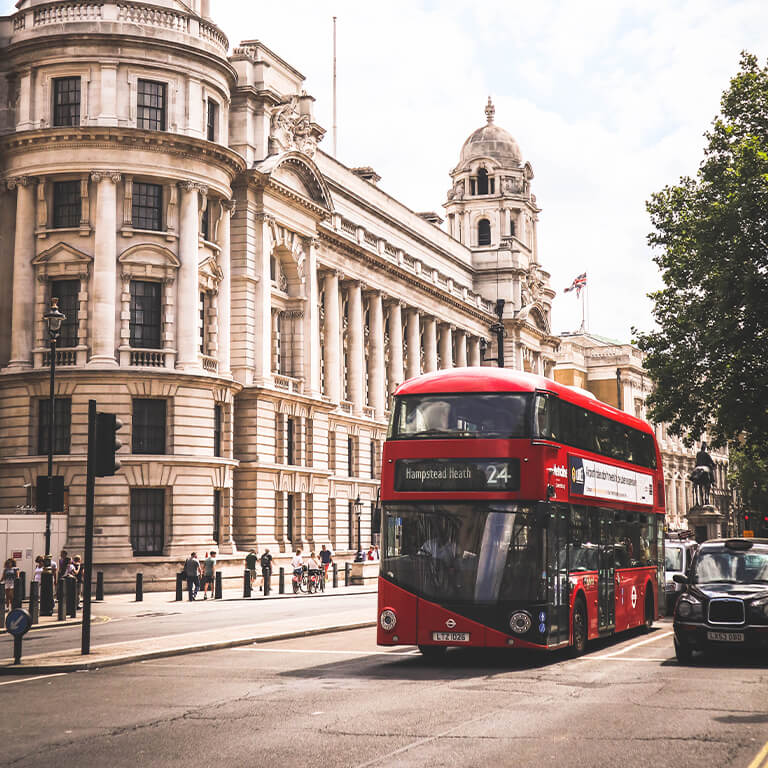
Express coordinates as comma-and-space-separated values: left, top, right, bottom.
581, 285, 586, 333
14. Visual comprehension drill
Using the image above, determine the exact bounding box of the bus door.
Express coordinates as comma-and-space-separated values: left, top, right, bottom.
546, 504, 570, 645
597, 508, 615, 633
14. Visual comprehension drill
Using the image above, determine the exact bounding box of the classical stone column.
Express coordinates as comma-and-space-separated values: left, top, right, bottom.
303, 239, 321, 397
89, 171, 121, 367
254, 213, 273, 385
455, 329, 467, 367
468, 336, 481, 366
346, 280, 364, 414
217, 199, 234, 376
439, 324, 453, 369
322, 270, 342, 402
386, 300, 404, 394
367, 290, 385, 419
8, 177, 36, 369
176, 181, 205, 370
423, 316, 437, 373
405, 308, 420, 380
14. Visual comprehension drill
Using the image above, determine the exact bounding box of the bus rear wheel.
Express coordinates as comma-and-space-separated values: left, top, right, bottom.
418, 645, 447, 662
571, 599, 588, 656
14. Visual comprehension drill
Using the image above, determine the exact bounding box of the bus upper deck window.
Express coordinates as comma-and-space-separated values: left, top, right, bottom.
534, 394, 559, 440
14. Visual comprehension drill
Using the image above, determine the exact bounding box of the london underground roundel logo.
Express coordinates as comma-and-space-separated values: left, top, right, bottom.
446, 618, 456, 629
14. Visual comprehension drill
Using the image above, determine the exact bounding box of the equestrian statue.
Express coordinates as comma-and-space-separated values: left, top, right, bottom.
689, 442, 716, 506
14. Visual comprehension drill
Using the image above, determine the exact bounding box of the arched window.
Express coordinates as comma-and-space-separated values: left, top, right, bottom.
477, 168, 489, 195
478, 219, 491, 246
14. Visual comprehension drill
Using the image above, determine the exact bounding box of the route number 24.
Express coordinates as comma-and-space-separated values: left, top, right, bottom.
485, 463, 510, 486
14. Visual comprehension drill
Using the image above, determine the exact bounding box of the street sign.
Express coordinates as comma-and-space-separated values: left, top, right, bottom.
5, 608, 31, 637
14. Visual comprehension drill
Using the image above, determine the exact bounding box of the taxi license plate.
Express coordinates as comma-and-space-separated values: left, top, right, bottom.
432, 632, 470, 642
707, 631, 744, 642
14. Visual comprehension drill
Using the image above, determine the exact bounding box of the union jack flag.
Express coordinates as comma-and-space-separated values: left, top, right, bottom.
564, 272, 587, 296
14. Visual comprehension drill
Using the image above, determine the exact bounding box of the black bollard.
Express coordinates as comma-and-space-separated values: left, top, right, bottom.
215, 570, 223, 599
12, 577, 22, 609
175, 572, 183, 602
332, 562, 338, 589
278, 567, 285, 594
19, 571, 26, 602
135, 572, 143, 602
29, 581, 40, 625
66, 576, 77, 618
264, 570, 270, 596
57, 579, 66, 621
243, 569, 251, 598
40, 570, 54, 617
96, 571, 105, 602
345, 562, 351, 587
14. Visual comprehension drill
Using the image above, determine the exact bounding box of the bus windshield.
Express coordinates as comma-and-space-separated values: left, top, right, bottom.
381, 502, 546, 604
388, 394, 531, 439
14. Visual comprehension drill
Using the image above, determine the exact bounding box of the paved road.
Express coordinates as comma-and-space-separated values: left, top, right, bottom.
2, 590, 377, 658
2, 618, 767, 768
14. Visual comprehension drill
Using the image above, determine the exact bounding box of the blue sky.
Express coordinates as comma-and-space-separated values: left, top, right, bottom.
5, 0, 768, 341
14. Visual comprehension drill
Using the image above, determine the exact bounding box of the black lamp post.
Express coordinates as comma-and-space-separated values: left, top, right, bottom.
354, 495, 363, 562
479, 299, 505, 367
43, 297, 65, 562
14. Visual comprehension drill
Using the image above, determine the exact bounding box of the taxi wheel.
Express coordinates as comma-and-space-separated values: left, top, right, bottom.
571, 599, 588, 656
418, 645, 447, 662
674, 638, 692, 664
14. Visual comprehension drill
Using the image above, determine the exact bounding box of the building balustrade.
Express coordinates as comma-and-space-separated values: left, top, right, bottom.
129, 348, 166, 367
201, 355, 219, 374
362, 405, 376, 419
34, 2, 103, 26
339, 400, 353, 414
273, 374, 302, 393
41, 347, 78, 367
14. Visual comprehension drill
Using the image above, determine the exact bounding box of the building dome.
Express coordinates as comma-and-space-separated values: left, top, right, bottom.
458, 98, 522, 169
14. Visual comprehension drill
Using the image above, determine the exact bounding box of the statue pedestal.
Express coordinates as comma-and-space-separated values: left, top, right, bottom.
686, 505, 724, 542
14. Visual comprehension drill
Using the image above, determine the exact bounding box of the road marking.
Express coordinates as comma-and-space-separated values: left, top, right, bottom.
584, 630, 674, 660
234, 647, 416, 656
579, 656, 668, 663
0, 673, 66, 687
748, 740, 768, 768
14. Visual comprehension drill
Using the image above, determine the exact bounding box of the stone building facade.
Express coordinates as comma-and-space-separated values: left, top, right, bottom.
0, 0, 558, 583
554, 332, 732, 539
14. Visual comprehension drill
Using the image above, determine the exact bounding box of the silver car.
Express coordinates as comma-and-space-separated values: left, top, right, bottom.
665, 539, 699, 614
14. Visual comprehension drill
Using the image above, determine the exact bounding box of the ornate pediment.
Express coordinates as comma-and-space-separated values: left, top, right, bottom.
34, 241, 92, 269
199, 252, 224, 292
119, 243, 180, 281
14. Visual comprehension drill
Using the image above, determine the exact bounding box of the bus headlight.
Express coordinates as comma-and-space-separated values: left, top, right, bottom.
380, 609, 397, 631
509, 611, 532, 634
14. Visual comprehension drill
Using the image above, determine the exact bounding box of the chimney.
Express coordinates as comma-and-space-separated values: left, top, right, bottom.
351, 166, 381, 184
416, 212, 444, 226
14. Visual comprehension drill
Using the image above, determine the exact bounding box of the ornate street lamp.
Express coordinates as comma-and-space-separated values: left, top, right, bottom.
354, 495, 363, 562
41, 297, 65, 614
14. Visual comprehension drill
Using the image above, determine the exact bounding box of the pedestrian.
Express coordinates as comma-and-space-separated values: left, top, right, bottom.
245, 549, 258, 589
307, 551, 321, 590
373, 545, 380, 561
47, 555, 58, 588
319, 544, 333, 583
201, 551, 216, 599
183, 552, 200, 601
72, 555, 83, 606
260, 548, 274, 594
57, 549, 68, 581
3, 558, 18, 611
291, 549, 304, 590
33, 555, 44, 584
367, 546, 375, 561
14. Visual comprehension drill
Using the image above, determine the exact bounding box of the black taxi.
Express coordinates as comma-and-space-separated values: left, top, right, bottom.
673, 538, 768, 663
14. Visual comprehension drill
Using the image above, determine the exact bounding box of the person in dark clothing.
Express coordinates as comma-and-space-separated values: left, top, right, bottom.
245, 549, 258, 588
260, 549, 274, 594
183, 552, 200, 601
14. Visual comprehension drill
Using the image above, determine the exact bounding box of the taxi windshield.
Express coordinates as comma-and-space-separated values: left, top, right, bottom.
692, 546, 768, 585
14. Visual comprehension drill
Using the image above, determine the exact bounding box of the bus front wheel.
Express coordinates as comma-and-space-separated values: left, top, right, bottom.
418, 645, 447, 662
571, 599, 587, 656
643, 590, 654, 632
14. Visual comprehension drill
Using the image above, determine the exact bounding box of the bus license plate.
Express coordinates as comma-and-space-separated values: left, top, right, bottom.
707, 631, 744, 642
432, 632, 470, 642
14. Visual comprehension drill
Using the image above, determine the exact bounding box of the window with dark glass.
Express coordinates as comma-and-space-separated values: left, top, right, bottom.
214, 404, 222, 457
130, 488, 164, 555
53, 77, 81, 127
477, 168, 489, 195
347, 436, 354, 476
130, 280, 162, 348
132, 182, 162, 231
132, 398, 166, 454
287, 418, 295, 465
206, 99, 218, 142
50, 279, 79, 348
137, 79, 166, 130
370, 440, 376, 479
348, 500, 355, 549
469, 178, 477, 196
213, 489, 221, 544
38, 397, 72, 455
201, 205, 210, 241
287, 494, 295, 542
53, 181, 81, 228
478, 218, 491, 246
199, 292, 206, 353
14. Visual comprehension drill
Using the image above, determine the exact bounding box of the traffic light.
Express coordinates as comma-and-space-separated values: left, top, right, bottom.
93, 412, 123, 477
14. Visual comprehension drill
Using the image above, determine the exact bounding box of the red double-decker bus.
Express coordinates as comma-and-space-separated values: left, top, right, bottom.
377, 368, 665, 658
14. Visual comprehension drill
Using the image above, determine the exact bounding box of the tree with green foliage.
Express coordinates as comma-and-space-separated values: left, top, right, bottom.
636, 52, 768, 459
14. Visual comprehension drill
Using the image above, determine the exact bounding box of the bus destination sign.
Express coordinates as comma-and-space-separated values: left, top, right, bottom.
568, 456, 654, 506
395, 459, 520, 492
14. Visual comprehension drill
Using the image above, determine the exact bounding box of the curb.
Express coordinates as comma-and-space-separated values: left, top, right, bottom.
0, 620, 378, 675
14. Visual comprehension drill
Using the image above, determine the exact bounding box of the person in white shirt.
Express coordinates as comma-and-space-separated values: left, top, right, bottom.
306, 552, 320, 572
290, 550, 304, 589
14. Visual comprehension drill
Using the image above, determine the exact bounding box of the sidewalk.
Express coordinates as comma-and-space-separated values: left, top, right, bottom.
1, 583, 378, 674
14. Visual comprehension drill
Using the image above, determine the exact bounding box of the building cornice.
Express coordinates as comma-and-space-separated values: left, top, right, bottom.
0, 127, 247, 182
